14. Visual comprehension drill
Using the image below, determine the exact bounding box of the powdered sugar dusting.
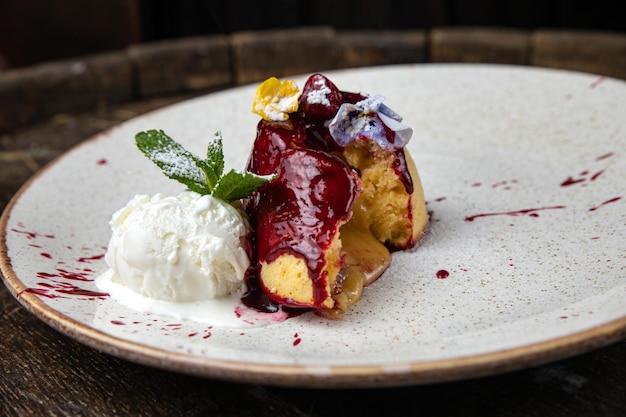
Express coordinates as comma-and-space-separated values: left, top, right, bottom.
149, 146, 205, 184
306, 78, 332, 106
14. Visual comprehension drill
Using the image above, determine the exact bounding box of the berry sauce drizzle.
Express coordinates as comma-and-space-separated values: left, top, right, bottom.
11, 222, 108, 300
464, 152, 621, 222
464, 205, 567, 222
435, 151, 621, 280
247, 148, 360, 307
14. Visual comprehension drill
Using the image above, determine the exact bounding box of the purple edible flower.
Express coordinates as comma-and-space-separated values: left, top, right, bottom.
328, 95, 412, 151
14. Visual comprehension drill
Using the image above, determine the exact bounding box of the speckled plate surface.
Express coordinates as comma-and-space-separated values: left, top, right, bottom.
1, 64, 625, 388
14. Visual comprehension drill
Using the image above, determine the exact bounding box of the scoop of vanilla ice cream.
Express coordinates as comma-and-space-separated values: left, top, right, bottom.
105, 191, 251, 302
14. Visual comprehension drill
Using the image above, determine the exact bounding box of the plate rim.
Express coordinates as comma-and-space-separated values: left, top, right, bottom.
3, 267, 626, 388
1, 63, 625, 388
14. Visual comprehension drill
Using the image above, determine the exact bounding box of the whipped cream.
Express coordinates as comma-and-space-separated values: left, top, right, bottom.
104, 191, 251, 302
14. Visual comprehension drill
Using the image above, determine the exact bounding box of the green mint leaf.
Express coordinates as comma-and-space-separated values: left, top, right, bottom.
136, 129, 274, 203
212, 169, 275, 202
195, 159, 218, 191
205, 131, 225, 188
135, 130, 210, 195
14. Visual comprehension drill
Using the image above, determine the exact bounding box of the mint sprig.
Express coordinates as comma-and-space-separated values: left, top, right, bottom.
135, 129, 273, 203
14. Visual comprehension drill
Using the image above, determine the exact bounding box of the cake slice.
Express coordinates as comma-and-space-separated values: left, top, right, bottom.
243, 73, 428, 315
247, 146, 361, 309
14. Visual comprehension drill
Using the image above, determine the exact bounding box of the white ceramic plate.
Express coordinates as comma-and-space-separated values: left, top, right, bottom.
1, 64, 625, 388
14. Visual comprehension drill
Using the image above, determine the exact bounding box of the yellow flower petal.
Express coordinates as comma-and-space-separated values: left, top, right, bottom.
252, 77, 301, 121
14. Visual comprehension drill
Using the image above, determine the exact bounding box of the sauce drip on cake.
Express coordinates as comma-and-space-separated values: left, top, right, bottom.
242, 74, 428, 317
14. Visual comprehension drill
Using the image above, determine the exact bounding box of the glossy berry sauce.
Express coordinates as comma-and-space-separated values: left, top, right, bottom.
242, 73, 411, 311
245, 148, 361, 308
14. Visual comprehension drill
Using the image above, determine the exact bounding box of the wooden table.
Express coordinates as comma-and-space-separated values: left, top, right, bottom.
1, 95, 625, 417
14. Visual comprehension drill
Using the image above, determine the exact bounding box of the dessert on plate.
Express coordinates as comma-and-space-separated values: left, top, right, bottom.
102, 72, 427, 321
242, 74, 428, 317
